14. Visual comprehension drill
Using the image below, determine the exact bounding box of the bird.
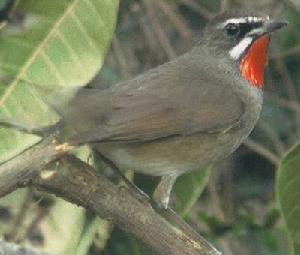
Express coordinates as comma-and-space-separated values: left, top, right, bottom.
5, 10, 287, 209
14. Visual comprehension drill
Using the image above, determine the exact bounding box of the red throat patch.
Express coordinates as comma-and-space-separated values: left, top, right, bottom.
239, 35, 270, 89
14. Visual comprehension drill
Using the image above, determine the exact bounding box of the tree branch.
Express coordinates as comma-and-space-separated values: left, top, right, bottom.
0, 137, 70, 197
0, 138, 221, 255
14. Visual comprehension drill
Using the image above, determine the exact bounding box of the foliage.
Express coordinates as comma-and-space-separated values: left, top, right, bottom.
0, 0, 118, 254
0, 0, 118, 162
277, 142, 300, 255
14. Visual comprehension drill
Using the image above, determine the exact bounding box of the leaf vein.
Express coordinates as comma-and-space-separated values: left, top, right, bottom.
56, 30, 86, 76
279, 172, 300, 200
83, 0, 104, 24
41, 51, 66, 85
71, 10, 99, 53
0, 0, 80, 107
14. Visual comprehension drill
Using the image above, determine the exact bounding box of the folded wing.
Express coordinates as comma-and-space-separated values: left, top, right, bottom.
60, 52, 244, 144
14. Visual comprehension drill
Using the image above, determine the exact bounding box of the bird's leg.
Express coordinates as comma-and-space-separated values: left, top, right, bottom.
91, 152, 218, 252
153, 175, 220, 253
92, 156, 217, 252
93, 151, 150, 203
153, 174, 178, 209
154, 175, 204, 244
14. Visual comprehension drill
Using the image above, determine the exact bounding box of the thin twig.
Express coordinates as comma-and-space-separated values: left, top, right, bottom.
271, 45, 300, 60
243, 139, 280, 167
207, 176, 226, 221
271, 45, 300, 140
265, 92, 300, 144
154, 0, 193, 45
179, 0, 214, 20
273, 51, 298, 102
256, 120, 285, 155
265, 93, 300, 115
142, 0, 177, 59
112, 35, 132, 80
220, 0, 240, 11
283, 0, 300, 13
138, 15, 160, 55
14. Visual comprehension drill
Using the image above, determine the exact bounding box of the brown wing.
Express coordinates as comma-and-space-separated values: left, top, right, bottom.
61, 51, 244, 144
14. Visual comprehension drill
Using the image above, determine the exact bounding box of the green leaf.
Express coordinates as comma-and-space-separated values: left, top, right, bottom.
39, 197, 86, 255
75, 217, 112, 255
173, 167, 211, 217
0, 0, 119, 162
277, 141, 300, 255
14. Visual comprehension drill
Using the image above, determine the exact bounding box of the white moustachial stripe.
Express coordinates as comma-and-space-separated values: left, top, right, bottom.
229, 37, 253, 59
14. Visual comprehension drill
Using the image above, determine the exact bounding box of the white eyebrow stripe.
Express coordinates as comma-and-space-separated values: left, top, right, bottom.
229, 37, 253, 59
217, 16, 269, 29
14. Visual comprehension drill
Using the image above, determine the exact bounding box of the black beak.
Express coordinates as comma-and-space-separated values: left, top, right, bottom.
247, 19, 287, 37
264, 20, 288, 33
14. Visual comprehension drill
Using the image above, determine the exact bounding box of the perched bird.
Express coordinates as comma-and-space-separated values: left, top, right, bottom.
41, 11, 288, 208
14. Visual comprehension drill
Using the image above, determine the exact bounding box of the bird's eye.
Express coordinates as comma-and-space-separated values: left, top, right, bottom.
225, 23, 240, 36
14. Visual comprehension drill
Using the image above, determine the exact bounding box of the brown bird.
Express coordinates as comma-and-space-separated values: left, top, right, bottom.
13, 11, 287, 209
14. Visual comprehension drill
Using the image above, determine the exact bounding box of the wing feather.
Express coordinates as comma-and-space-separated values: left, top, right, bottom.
61, 51, 244, 143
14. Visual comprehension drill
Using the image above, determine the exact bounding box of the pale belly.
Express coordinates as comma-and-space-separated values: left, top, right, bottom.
93, 129, 246, 176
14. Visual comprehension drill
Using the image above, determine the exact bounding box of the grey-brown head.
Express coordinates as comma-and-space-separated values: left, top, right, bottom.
202, 11, 287, 60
